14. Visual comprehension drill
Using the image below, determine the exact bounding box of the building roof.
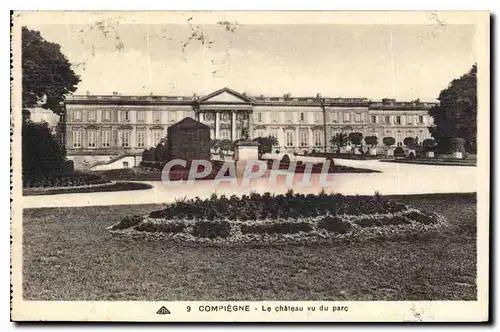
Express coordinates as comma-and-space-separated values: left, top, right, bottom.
168, 117, 209, 130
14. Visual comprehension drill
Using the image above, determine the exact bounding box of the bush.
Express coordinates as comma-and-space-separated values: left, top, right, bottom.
281, 154, 291, 164
451, 137, 466, 154
317, 216, 352, 234
355, 216, 410, 227
240, 222, 313, 234
383, 136, 396, 147
403, 137, 415, 147
192, 221, 231, 238
109, 215, 143, 230
422, 139, 436, 151
135, 222, 186, 233
406, 211, 438, 225
394, 147, 405, 158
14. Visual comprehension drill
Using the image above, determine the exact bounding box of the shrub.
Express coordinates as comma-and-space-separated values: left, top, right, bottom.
281, 154, 291, 164
110, 215, 143, 230
394, 147, 405, 158
240, 222, 313, 234
275, 150, 280, 154
354, 216, 410, 227
135, 222, 186, 233
451, 137, 466, 154
317, 216, 352, 234
364, 136, 378, 147
403, 137, 415, 147
422, 139, 436, 151
406, 211, 438, 225
383, 137, 396, 147
192, 221, 231, 238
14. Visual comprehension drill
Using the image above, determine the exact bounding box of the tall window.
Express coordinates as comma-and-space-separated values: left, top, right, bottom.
137, 130, 145, 148
300, 112, 305, 122
256, 130, 264, 138
87, 130, 96, 148
314, 112, 321, 123
355, 113, 361, 122
343, 113, 350, 122
285, 112, 293, 122
285, 130, 295, 147
102, 130, 111, 148
299, 128, 308, 147
396, 132, 403, 145
121, 110, 130, 121
183, 110, 192, 118
257, 112, 263, 122
385, 115, 390, 124
137, 111, 146, 122
269, 130, 278, 140
102, 110, 110, 121
331, 112, 338, 122
88, 110, 96, 121
74, 110, 82, 121
120, 131, 130, 147
419, 115, 424, 124
168, 111, 177, 122
153, 111, 161, 122
371, 115, 377, 123
314, 130, 323, 147
152, 130, 162, 145
72, 130, 81, 148
220, 129, 231, 140
270, 112, 279, 122
395, 116, 401, 125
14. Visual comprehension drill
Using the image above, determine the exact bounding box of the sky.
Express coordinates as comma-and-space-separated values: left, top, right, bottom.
25, 16, 476, 101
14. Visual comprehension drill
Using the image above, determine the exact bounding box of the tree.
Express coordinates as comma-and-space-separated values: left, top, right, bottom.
218, 139, 233, 155
403, 137, 415, 147
429, 64, 477, 153
348, 132, 363, 154
22, 27, 80, 115
383, 137, 396, 148
252, 136, 278, 158
364, 136, 378, 147
329, 132, 348, 153
422, 139, 436, 151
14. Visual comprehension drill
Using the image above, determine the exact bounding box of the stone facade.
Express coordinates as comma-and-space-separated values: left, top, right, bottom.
63, 87, 436, 166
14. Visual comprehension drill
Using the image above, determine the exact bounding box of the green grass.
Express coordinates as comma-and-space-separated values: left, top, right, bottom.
22, 193, 476, 301
22, 181, 153, 196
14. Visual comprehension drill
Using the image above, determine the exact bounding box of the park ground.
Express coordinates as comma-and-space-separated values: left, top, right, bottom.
22, 193, 476, 301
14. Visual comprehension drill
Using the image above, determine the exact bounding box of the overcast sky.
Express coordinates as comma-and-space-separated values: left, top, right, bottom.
25, 18, 475, 101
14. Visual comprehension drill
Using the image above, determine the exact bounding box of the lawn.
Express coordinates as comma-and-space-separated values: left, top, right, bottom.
22, 193, 476, 301
23, 181, 153, 196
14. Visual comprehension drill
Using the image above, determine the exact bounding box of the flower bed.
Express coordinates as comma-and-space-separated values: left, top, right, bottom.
23, 171, 110, 188
108, 192, 447, 244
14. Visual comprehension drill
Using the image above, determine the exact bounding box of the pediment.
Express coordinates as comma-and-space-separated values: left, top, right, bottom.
199, 87, 252, 104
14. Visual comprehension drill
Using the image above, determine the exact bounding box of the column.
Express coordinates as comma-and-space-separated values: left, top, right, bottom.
196, 110, 201, 122
215, 111, 220, 139
308, 127, 314, 151
248, 111, 254, 139
231, 111, 237, 141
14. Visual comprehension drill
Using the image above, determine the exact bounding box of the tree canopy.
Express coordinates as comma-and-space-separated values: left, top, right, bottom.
22, 27, 80, 115
428, 64, 477, 153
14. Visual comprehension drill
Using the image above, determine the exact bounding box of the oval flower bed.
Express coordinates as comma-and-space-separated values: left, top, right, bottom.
108, 191, 448, 244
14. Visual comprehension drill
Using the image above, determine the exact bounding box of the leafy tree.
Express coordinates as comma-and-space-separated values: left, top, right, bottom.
218, 139, 234, 155
403, 137, 415, 147
154, 141, 169, 161
252, 136, 278, 158
329, 132, 348, 153
22, 121, 67, 177
22, 27, 80, 116
348, 132, 363, 153
364, 136, 378, 147
429, 64, 477, 153
383, 137, 396, 148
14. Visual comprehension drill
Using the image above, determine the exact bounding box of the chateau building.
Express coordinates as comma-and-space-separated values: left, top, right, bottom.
62, 87, 436, 168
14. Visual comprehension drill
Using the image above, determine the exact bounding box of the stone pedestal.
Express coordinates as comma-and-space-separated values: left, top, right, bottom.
234, 141, 259, 178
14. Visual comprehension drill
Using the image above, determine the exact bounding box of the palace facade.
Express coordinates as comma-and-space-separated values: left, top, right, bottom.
63, 87, 436, 168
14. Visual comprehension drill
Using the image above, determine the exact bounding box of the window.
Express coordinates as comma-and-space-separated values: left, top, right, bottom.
257, 112, 263, 122
299, 128, 308, 147
314, 112, 322, 123
285, 130, 295, 147
270, 112, 279, 122
371, 115, 377, 123
102, 110, 110, 121
74, 110, 82, 121
331, 112, 338, 122
153, 111, 161, 122
269, 130, 278, 140
314, 130, 323, 147
88, 110, 96, 121
203, 113, 213, 121
385, 115, 390, 124
285, 112, 293, 122
343, 113, 350, 122
123, 161, 129, 168
168, 111, 177, 122
396, 132, 403, 145
419, 115, 424, 124
120, 131, 130, 147
72, 130, 81, 148
152, 130, 162, 145
137, 130, 145, 148
102, 130, 111, 148
121, 110, 130, 121
256, 130, 265, 138
220, 129, 231, 140
87, 130, 96, 148
395, 116, 401, 125
137, 111, 146, 122
354, 113, 361, 122
300, 112, 305, 122
183, 110, 192, 118
221, 113, 229, 122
